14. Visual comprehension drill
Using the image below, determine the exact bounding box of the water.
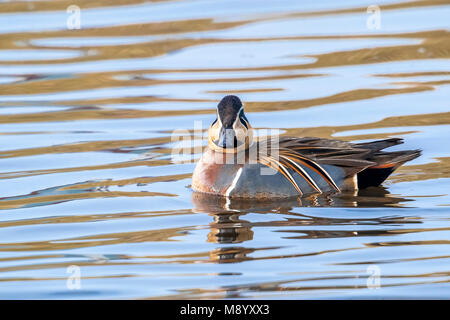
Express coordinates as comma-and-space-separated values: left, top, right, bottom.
0, 0, 449, 299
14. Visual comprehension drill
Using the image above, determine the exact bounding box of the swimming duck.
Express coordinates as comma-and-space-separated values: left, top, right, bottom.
192, 95, 421, 199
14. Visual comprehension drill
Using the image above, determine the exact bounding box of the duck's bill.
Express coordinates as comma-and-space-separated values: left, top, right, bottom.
217, 128, 238, 148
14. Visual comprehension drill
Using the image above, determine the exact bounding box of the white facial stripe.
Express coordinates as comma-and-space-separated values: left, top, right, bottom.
216, 110, 222, 126
233, 107, 245, 129
240, 116, 249, 129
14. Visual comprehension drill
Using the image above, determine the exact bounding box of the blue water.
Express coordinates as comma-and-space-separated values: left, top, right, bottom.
0, 0, 449, 299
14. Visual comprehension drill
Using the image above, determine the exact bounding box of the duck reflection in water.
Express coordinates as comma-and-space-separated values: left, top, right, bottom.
192, 188, 412, 263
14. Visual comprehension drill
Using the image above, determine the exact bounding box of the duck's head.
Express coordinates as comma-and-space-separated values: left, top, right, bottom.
208, 95, 253, 153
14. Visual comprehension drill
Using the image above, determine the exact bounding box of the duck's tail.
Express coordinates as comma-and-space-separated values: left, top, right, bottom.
357, 146, 421, 189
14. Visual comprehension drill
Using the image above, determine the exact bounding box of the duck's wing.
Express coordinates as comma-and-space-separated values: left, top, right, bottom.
279, 137, 408, 163
279, 136, 370, 159
279, 136, 374, 164
352, 138, 404, 151
279, 137, 421, 189
280, 136, 404, 151
277, 147, 373, 193
256, 136, 420, 194
255, 137, 371, 194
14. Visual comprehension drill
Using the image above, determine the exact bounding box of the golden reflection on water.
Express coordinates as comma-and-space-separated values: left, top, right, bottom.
0, 0, 449, 299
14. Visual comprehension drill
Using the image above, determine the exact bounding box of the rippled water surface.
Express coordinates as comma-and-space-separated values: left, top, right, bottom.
0, 0, 449, 299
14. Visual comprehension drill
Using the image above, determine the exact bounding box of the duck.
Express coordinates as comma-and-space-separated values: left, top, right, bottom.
192, 95, 421, 199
